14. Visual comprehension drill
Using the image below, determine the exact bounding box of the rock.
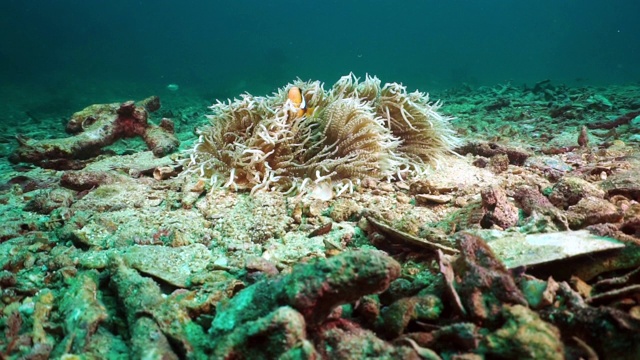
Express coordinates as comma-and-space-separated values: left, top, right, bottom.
52, 271, 109, 357
542, 305, 640, 359
354, 295, 382, 328
379, 295, 443, 339
110, 257, 208, 355
548, 176, 605, 210
416, 194, 452, 204
480, 305, 564, 360
519, 276, 559, 310
123, 243, 212, 287
131, 317, 179, 360
210, 250, 401, 335
10, 97, 179, 169
316, 318, 419, 359
472, 157, 489, 168
480, 185, 519, 229
566, 196, 622, 229
453, 233, 527, 322
513, 186, 569, 231
483, 229, 624, 269
601, 170, 640, 201
412, 322, 481, 354
211, 306, 318, 359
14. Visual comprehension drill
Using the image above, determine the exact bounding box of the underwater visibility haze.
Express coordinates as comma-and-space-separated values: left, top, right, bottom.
1, 1, 640, 108
2, 1, 640, 359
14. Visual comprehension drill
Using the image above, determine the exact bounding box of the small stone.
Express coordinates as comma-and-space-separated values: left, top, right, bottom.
245, 256, 279, 276
481, 185, 519, 229
472, 157, 489, 168
569, 276, 592, 298
489, 154, 510, 174
378, 183, 394, 192
153, 166, 177, 180
396, 193, 411, 204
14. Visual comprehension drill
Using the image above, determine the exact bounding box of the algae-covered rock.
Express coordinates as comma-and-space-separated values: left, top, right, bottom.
212, 306, 317, 359
52, 271, 110, 357
453, 233, 527, 322
480, 185, 519, 229
481, 305, 564, 360
316, 318, 419, 359
379, 295, 443, 339
548, 176, 605, 210
110, 257, 208, 355
131, 317, 179, 360
211, 249, 400, 334
123, 243, 212, 287
566, 196, 622, 229
10, 97, 179, 169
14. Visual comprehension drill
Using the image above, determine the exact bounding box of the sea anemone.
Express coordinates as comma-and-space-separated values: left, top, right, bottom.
182, 74, 459, 198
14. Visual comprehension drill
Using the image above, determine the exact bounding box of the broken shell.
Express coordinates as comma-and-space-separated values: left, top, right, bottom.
410, 180, 458, 195
308, 223, 332, 238
484, 230, 624, 270
323, 237, 343, 251
416, 194, 452, 204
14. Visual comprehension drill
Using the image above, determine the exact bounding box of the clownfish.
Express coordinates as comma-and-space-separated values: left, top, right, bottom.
287, 86, 308, 118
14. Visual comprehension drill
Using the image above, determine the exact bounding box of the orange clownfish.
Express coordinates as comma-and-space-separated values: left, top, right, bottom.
287, 86, 309, 118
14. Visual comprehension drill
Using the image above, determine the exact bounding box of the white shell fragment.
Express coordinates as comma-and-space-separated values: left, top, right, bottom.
485, 230, 625, 269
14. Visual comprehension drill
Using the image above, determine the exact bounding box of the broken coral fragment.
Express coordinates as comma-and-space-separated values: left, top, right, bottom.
10, 96, 179, 169
182, 74, 459, 196
453, 232, 528, 322
210, 249, 400, 335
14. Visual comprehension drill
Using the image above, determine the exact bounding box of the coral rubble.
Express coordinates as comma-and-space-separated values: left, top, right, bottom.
10, 96, 179, 170
3, 79, 640, 359
183, 74, 459, 197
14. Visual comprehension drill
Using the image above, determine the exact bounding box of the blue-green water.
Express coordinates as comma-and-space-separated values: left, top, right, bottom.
1, 1, 639, 104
